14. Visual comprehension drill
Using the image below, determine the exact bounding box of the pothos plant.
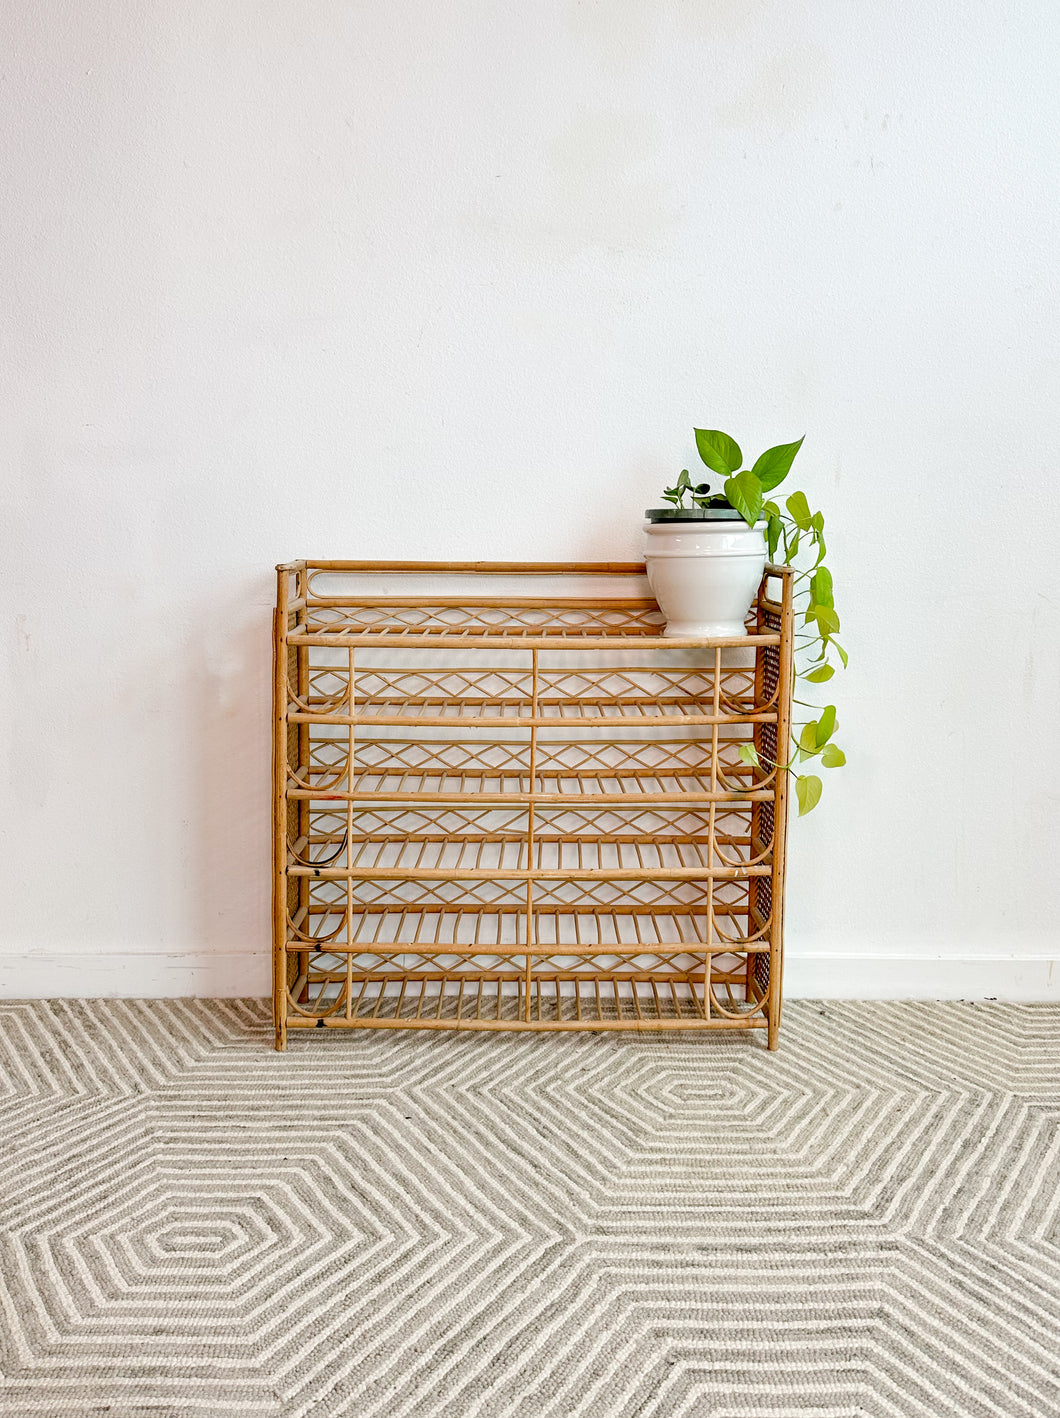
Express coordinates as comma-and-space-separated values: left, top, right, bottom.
662, 428, 846, 815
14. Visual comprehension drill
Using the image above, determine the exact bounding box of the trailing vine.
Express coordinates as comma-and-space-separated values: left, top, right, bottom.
662, 428, 846, 814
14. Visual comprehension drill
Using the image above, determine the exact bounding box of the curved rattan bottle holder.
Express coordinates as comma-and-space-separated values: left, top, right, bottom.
273, 561, 794, 1050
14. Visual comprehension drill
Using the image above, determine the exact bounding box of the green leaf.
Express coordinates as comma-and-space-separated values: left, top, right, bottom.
811, 510, 824, 532
766, 514, 781, 560
821, 744, 846, 768
831, 640, 849, 668
805, 605, 841, 635
786, 490, 812, 530
786, 529, 800, 561
796, 775, 823, 815
723, 469, 764, 527
804, 663, 834, 682
695, 429, 742, 476
676, 468, 691, 490
799, 721, 818, 753
815, 705, 836, 746
751, 435, 804, 492
763, 500, 780, 517
737, 743, 760, 767
810, 566, 834, 608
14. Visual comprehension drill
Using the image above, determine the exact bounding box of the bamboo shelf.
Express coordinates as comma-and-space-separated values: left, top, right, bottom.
273, 561, 794, 1050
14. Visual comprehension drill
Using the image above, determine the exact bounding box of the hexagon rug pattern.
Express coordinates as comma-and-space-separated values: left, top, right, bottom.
0, 999, 1058, 1416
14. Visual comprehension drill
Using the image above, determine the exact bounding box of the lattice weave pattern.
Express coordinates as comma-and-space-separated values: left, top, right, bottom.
273, 562, 794, 1048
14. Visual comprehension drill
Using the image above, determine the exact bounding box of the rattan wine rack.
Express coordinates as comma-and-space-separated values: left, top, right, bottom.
273, 560, 794, 1050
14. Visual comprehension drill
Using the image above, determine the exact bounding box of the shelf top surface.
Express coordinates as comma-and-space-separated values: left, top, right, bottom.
278, 562, 790, 646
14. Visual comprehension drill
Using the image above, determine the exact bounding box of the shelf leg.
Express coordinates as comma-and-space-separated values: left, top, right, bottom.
272, 597, 289, 1052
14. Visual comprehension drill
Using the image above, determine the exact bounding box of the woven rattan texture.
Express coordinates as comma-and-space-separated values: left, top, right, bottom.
273, 563, 794, 1050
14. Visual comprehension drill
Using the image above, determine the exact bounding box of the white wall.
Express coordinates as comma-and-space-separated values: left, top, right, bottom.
3, 1, 1059, 998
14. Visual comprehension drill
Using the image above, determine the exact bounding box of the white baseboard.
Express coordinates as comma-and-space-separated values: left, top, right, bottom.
785, 953, 1058, 1001
0, 951, 1056, 1002
0, 952, 272, 1000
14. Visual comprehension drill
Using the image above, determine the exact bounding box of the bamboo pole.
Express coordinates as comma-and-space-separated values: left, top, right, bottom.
295, 566, 310, 1008
286, 632, 780, 650
525, 649, 539, 1020
345, 644, 356, 1021
286, 864, 773, 881
747, 577, 767, 1005
299, 560, 648, 573
272, 569, 290, 1051
768, 567, 795, 1050
305, 596, 660, 609
285, 710, 781, 727
285, 789, 778, 805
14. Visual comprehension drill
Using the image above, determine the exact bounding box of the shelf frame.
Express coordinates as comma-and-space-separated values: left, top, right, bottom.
273, 560, 793, 1049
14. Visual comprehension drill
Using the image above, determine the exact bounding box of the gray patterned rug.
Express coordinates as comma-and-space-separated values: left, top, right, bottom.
0, 999, 1058, 1417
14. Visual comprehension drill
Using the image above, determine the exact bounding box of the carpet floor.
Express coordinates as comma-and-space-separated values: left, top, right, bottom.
0, 999, 1058, 1417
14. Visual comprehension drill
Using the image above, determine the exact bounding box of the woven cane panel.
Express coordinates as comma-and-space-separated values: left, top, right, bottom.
288, 732, 776, 797
753, 948, 771, 996
326, 663, 764, 720
290, 803, 768, 871
301, 601, 668, 639
274, 563, 791, 1043
287, 947, 768, 1025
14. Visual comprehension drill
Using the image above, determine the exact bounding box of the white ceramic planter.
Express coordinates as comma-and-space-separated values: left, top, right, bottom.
644, 515, 767, 637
